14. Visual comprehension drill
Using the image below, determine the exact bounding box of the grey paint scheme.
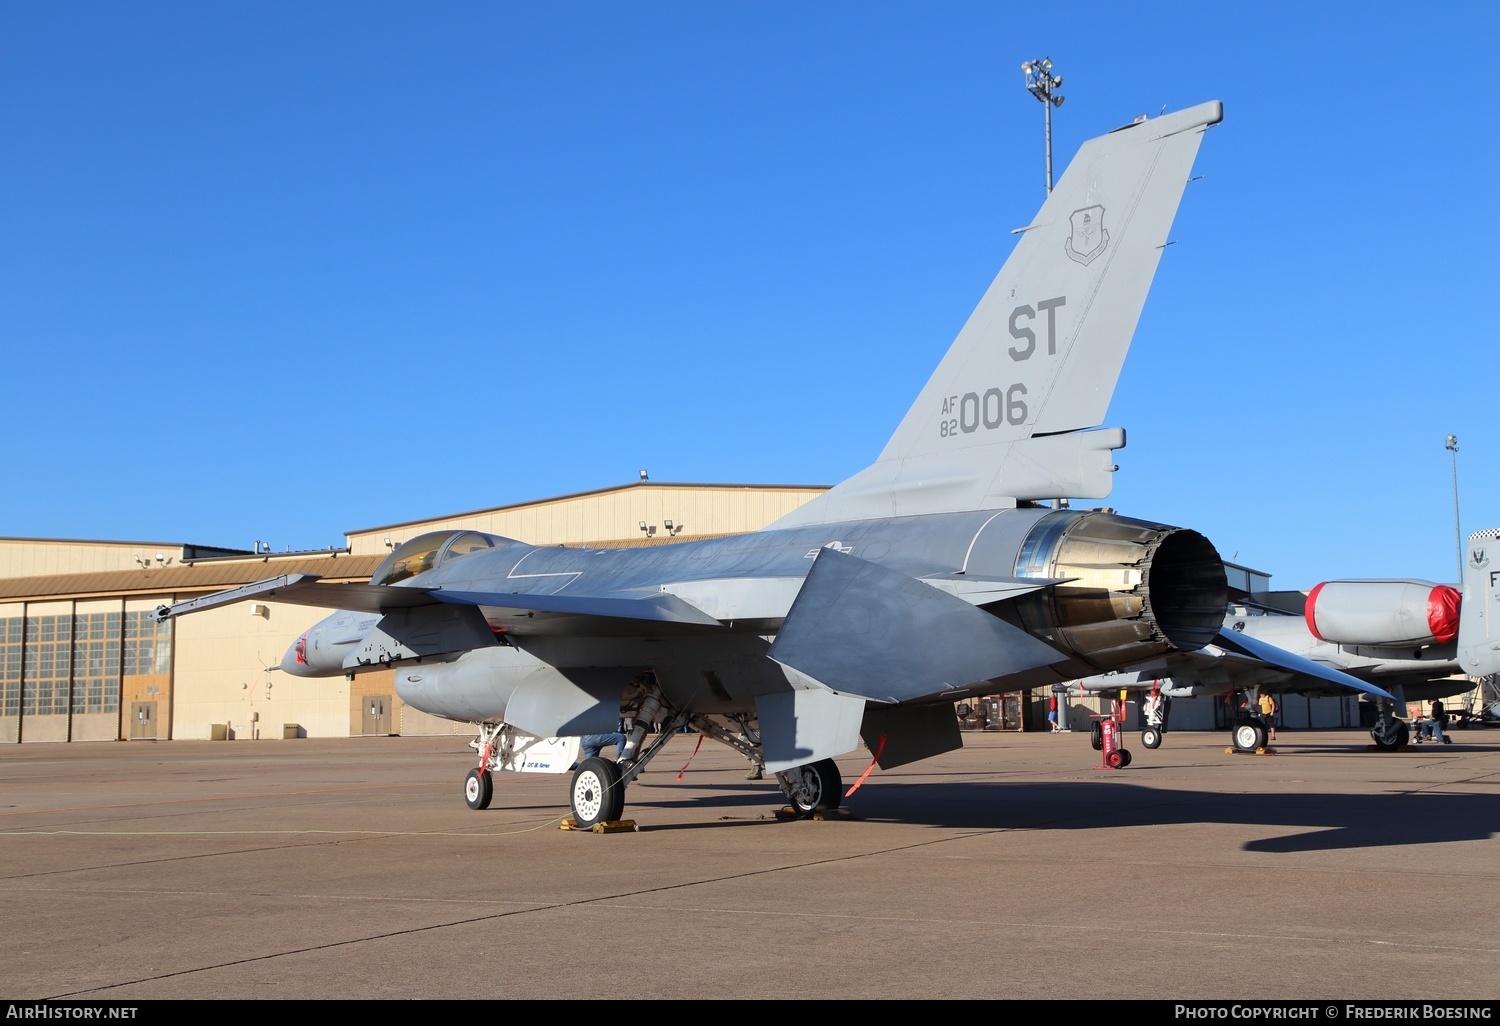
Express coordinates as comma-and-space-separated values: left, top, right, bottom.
151, 99, 1386, 816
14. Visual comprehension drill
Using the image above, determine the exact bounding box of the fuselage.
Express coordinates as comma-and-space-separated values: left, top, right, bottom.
282, 507, 1227, 728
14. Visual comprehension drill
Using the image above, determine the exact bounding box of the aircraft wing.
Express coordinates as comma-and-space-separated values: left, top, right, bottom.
156, 565, 1064, 634
154, 574, 728, 630
1208, 627, 1395, 701
151, 574, 440, 619
1070, 628, 1396, 703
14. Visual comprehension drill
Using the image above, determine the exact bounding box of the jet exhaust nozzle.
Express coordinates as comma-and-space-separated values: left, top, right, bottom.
1010, 510, 1228, 672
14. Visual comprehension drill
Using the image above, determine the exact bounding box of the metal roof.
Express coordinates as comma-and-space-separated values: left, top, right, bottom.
0, 554, 385, 603
0, 533, 742, 603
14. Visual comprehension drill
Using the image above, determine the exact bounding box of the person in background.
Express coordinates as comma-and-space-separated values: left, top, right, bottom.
1047, 693, 1060, 733
1422, 700, 1451, 744
1257, 692, 1277, 742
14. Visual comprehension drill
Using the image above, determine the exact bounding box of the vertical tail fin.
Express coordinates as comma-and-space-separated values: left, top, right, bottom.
1458, 529, 1500, 677
774, 100, 1222, 529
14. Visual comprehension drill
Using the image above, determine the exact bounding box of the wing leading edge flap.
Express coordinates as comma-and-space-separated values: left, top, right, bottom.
767, 547, 1067, 703
1212, 628, 1395, 701
151, 574, 437, 621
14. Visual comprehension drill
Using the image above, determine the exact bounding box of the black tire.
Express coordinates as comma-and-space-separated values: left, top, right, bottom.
1105, 749, 1125, 769
778, 758, 843, 816
464, 768, 493, 811
570, 757, 625, 828
1141, 727, 1162, 750
1232, 720, 1265, 753
1370, 721, 1409, 752
1118, 748, 1132, 767
1090, 721, 1103, 751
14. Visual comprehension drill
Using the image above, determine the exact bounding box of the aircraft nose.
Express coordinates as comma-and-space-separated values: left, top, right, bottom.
280, 631, 316, 677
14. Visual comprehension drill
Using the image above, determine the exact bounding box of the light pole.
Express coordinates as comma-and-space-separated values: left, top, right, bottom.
1022, 58, 1065, 193
1446, 434, 1462, 584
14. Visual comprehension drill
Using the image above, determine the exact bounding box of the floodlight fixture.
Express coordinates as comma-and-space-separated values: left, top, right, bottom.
1022, 56, 1066, 193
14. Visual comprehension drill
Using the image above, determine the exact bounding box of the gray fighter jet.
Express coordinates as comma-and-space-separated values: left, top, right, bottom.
154, 100, 1395, 828
1068, 530, 1500, 755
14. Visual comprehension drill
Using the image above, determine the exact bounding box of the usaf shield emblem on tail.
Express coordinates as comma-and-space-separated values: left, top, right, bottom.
1065, 205, 1109, 265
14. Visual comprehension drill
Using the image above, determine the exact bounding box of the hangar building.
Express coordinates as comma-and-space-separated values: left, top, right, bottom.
0, 482, 824, 744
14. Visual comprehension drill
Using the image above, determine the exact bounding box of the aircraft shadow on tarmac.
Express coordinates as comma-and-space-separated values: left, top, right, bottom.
621, 778, 1498, 852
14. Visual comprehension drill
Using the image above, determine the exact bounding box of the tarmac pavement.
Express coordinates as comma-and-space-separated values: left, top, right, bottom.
2, 727, 1498, 1001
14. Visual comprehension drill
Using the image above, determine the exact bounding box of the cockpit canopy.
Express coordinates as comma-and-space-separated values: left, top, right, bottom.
369, 531, 500, 587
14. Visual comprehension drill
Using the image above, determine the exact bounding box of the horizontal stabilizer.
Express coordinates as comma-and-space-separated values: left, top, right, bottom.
1213, 627, 1394, 701
917, 572, 1069, 604
768, 547, 1066, 703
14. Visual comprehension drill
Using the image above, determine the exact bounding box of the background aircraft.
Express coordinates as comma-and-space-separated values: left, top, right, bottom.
1067, 529, 1500, 756
154, 99, 1394, 830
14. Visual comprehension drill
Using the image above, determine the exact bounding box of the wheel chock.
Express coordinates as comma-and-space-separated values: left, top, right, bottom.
561, 818, 639, 833
774, 805, 852, 821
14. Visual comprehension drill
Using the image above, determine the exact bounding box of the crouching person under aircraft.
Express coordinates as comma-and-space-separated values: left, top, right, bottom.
571, 730, 629, 770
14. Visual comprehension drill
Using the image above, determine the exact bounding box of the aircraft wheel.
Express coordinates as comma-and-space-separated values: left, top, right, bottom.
570, 757, 625, 828
778, 758, 843, 816
1232, 720, 1265, 753
1090, 721, 1103, 751
1141, 727, 1162, 750
464, 768, 493, 811
1105, 749, 1125, 769
1370, 721, 1409, 752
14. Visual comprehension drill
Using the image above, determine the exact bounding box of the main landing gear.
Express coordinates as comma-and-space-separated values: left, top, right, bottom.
1225, 687, 1275, 755
1369, 712, 1410, 752
460, 701, 852, 828
776, 759, 843, 816
569, 757, 625, 828
1230, 718, 1267, 754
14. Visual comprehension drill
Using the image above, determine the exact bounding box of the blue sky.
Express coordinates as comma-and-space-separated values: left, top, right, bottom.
3, 2, 1495, 589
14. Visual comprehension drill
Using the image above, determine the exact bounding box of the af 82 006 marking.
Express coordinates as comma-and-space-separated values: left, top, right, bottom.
940, 386, 1029, 436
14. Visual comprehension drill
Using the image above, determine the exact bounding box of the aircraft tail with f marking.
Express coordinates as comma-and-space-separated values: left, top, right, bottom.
774, 100, 1223, 529
1459, 528, 1500, 678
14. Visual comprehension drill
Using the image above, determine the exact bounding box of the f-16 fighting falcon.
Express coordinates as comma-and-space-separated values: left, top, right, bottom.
154, 100, 1410, 829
